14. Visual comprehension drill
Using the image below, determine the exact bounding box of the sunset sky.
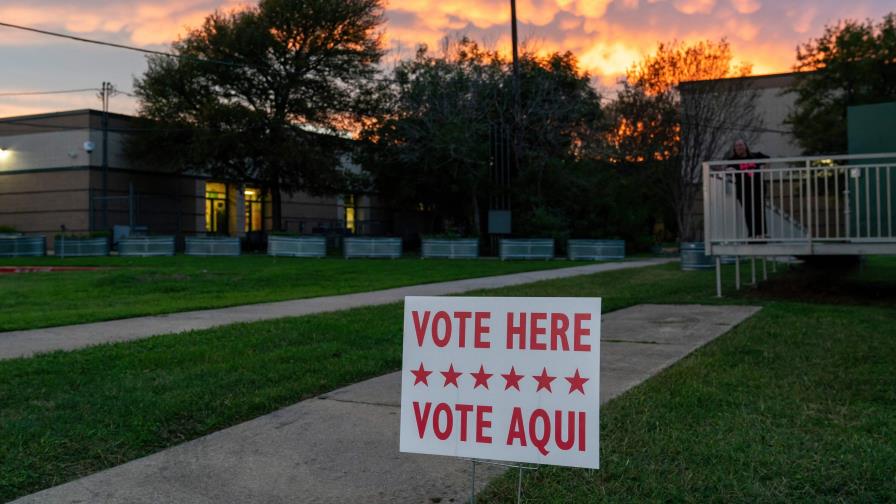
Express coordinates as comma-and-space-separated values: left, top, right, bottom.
1, 0, 893, 117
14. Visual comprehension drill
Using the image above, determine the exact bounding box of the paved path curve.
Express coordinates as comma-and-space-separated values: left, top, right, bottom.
12, 303, 760, 504
0, 258, 673, 360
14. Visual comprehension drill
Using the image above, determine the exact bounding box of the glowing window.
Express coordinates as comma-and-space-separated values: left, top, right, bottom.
345, 194, 356, 233
244, 187, 263, 232
205, 182, 227, 234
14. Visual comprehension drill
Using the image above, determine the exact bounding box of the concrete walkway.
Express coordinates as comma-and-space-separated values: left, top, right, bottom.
13, 303, 760, 504
0, 258, 673, 360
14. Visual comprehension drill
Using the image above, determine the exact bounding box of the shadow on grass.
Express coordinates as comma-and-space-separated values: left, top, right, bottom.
743, 257, 896, 307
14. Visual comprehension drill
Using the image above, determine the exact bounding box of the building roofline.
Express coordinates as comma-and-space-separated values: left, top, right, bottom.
0, 108, 135, 123
0, 108, 360, 142
679, 70, 809, 88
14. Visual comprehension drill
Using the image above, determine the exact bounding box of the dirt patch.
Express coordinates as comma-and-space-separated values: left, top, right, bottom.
743, 263, 896, 307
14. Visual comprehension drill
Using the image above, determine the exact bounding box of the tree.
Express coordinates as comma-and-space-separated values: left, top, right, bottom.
130, 0, 385, 230
512, 51, 604, 226
608, 39, 762, 241
786, 13, 896, 154
356, 39, 503, 234
357, 38, 603, 237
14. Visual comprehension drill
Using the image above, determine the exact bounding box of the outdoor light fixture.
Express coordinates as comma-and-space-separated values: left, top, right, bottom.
0, 147, 9, 160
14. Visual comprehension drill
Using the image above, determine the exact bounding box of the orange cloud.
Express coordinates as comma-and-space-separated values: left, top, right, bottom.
730, 0, 760, 14
1, 0, 893, 117
672, 0, 716, 15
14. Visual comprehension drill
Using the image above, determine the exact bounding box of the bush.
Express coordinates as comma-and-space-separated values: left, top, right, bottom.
511, 160, 662, 254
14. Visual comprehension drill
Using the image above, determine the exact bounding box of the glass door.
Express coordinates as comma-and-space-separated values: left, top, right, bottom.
205, 182, 228, 235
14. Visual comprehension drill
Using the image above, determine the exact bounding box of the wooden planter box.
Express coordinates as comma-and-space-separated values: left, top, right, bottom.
567, 239, 625, 260
118, 236, 176, 257
185, 236, 241, 256
267, 235, 326, 258
499, 239, 554, 260
0, 235, 45, 257
344, 237, 402, 259
420, 239, 479, 259
54, 237, 109, 257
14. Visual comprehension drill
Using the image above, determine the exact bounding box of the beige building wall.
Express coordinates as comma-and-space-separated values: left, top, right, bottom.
681, 73, 806, 240
1, 109, 402, 246
0, 130, 130, 171
88, 169, 205, 235
0, 170, 90, 235
0, 129, 92, 170
744, 76, 802, 158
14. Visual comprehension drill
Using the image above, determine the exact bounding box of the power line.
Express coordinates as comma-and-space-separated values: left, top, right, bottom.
0, 21, 240, 67
0, 88, 99, 97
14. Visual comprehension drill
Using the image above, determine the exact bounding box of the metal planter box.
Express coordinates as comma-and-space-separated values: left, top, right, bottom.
118, 236, 176, 257
267, 235, 326, 258
185, 236, 241, 256
680, 241, 714, 271
499, 239, 554, 260
567, 239, 625, 260
344, 237, 402, 259
420, 239, 479, 259
0, 235, 45, 257
54, 237, 109, 257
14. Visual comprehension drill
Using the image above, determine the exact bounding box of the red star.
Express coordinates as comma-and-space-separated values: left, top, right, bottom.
470, 365, 493, 389
565, 369, 589, 395
411, 362, 432, 386
501, 366, 525, 391
441, 364, 462, 388
533, 367, 556, 393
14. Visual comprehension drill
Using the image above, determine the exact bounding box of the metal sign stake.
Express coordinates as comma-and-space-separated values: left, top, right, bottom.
465, 458, 538, 504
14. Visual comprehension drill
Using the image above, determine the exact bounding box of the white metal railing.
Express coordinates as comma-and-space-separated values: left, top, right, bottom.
702, 152, 896, 255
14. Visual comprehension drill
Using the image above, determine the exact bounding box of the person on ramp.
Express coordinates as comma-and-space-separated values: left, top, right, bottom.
726, 139, 769, 239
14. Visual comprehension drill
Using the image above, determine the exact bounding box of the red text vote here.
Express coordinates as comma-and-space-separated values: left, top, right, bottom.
400, 296, 601, 470
411, 310, 592, 351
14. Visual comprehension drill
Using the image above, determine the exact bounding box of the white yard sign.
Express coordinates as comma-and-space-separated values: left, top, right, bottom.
399, 296, 601, 469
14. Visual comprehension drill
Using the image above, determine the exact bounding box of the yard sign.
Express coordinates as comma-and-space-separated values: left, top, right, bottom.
399, 296, 601, 469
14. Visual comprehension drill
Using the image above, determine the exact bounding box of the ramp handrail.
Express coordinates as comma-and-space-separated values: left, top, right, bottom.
702, 152, 896, 256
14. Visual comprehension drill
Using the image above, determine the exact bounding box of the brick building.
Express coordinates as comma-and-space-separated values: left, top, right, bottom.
0, 109, 390, 249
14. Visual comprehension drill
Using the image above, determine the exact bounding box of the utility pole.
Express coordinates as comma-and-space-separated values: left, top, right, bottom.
508, 0, 521, 220
510, 0, 521, 127
488, 0, 522, 250
488, 1, 522, 252
100, 81, 112, 229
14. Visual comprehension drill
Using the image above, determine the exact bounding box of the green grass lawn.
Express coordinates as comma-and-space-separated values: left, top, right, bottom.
480, 301, 896, 502
1, 259, 894, 501
0, 255, 586, 331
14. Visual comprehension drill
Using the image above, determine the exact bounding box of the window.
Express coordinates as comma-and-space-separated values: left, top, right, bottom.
345, 194, 356, 233
244, 187, 263, 232
205, 182, 227, 234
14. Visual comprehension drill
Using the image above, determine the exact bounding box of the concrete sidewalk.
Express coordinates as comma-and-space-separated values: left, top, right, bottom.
13, 303, 760, 504
0, 258, 673, 360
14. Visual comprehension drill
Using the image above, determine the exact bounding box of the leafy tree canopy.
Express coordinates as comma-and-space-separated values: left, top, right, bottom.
607, 39, 760, 241
357, 38, 602, 236
787, 13, 896, 154
130, 0, 385, 228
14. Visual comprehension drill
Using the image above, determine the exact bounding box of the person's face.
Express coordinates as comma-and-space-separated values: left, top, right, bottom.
734, 140, 747, 157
